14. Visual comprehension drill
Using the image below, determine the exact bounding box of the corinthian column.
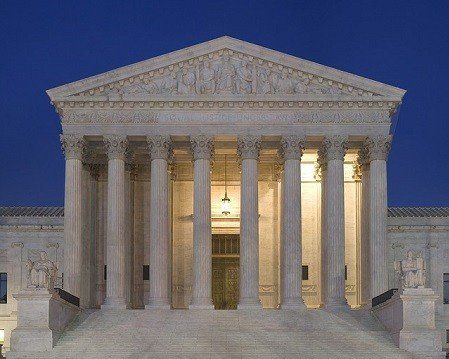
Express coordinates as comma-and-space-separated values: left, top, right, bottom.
365, 135, 391, 298
357, 147, 371, 306
318, 136, 348, 310
189, 135, 214, 310
146, 135, 172, 310
60, 134, 85, 299
279, 135, 306, 310
102, 135, 128, 309
237, 135, 262, 309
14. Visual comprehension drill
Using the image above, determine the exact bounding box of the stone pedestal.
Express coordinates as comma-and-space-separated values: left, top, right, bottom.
399, 288, 444, 359
8, 289, 79, 358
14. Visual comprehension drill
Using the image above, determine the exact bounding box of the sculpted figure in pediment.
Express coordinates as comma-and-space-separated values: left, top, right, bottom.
198, 61, 216, 94
216, 55, 236, 94
256, 68, 271, 94
177, 68, 197, 95
236, 60, 253, 94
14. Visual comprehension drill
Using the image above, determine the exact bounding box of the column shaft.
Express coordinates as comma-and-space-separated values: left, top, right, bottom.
238, 136, 261, 309
279, 136, 305, 309
319, 137, 348, 310
369, 159, 388, 297
147, 136, 171, 309
358, 150, 371, 306
102, 135, 128, 309
365, 136, 391, 299
190, 135, 214, 309
60, 135, 85, 299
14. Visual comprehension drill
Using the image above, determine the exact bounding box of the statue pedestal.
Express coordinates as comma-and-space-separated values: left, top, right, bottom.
399, 288, 445, 359
8, 289, 54, 358
8, 288, 79, 358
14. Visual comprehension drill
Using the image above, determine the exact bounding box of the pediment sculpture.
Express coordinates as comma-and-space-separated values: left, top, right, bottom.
394, 250, 426, 289
105, 54, 355, 97
26, 251, 59, 291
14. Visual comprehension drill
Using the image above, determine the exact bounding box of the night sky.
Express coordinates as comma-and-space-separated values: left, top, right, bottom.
1, 1, 448, 206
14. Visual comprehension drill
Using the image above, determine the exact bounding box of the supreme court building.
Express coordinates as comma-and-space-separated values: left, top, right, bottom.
46, 36, 404, 311
5, 36, 449, 357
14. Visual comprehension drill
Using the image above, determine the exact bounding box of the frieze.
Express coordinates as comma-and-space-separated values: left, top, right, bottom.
61, 109, 390, 125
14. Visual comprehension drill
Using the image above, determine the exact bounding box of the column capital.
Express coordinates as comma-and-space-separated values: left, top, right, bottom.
279, 135, 306, 161
364, 135, 392, 161
357, 146, 370, 172
60, 134, 86, 160
104, 134, 129, 160
146, 135, 172, 161
317, 136, 348, 169
237, 135, 261, 160
190, 135, 214, 161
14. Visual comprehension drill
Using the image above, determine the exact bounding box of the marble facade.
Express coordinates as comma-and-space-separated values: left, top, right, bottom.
1, 37, 449, 356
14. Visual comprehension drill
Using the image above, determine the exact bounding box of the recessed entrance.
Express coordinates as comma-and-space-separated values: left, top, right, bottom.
211, 234, 239, 310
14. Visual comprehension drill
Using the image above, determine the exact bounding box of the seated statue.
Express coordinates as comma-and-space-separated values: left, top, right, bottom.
394, 250, 426, 289
26, 251, 58, 291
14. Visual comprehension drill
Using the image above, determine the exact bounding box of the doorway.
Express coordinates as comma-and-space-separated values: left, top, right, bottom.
211, 234, 239, 310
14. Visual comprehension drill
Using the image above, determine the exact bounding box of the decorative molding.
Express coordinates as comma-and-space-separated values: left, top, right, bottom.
364, 135, 392, 161
345, 284, 356, 293
59, 108, 392, 125
388, 225, 449, 233
237, 135, 261, 160
190, 135, 214, 161
259, 284, 277, 294
146, 135, 172, 160
60, 134, 86, 160
104, 134, 129, 160
11, 242, 24, 248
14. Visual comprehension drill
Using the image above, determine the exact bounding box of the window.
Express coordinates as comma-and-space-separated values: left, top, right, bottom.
0, 274, 6, 304
302, 265, 309, 280
143, 265, 149, 281
446, 329, 449, 344
104, 265, 107, 281
345, 265, 348, 281
444, 273, 449, 304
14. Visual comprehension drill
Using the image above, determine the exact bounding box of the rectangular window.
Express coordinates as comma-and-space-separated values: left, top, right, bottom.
143, 265, 149, 281
446, 329, 449, 344
345, 265, 348, 281
444, 273, 449, 304
0, 273, 6, 304
302, 265, 309, 280
104, 265, 107, 281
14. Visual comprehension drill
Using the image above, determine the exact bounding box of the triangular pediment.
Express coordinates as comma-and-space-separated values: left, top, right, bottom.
47, 36, 405, 103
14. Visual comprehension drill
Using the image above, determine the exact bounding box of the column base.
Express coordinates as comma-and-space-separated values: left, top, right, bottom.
323, 300, 350, 312
145, 299, 171, 310
279, 299, 307, 311
238, 299, 262, 310
101, 297, 128, 310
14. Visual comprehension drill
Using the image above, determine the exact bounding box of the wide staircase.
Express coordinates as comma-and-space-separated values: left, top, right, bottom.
33, 308, 411, 358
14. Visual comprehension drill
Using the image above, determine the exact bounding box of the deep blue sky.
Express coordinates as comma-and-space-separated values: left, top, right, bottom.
1, 1, 448, 206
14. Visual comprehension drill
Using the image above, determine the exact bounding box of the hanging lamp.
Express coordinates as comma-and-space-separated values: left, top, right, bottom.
221, 155, 231, 216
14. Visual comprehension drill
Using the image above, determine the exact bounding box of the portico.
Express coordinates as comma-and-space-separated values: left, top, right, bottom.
48, 36, 405, 311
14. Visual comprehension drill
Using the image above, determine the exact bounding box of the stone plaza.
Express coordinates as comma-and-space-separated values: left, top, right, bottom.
0, 37, 448, 358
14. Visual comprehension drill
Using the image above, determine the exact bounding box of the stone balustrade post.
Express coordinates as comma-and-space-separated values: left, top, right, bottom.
237, 135, 262, 309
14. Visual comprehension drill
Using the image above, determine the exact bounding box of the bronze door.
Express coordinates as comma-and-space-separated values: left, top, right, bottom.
212, 257, 239, 310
